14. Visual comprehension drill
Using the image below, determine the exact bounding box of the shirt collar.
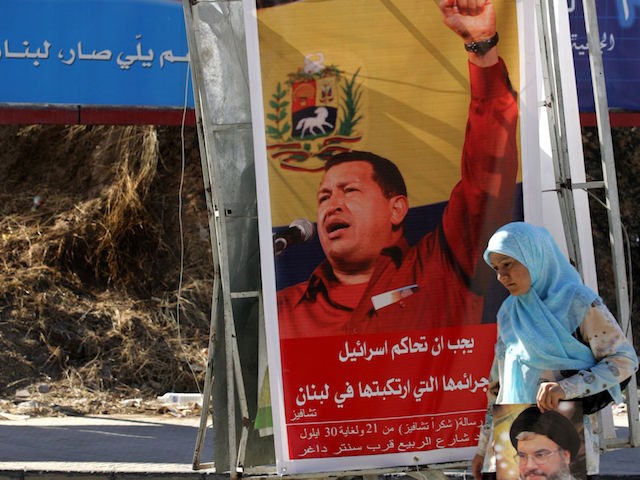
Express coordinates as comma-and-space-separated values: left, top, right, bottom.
294, 237, 411, 305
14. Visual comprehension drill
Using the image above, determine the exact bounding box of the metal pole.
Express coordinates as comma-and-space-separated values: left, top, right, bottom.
182, 0, 221, 470
534, 0, 583, 271
582, 0, 639, 447
182, 0, 239, 472
192, 277, 220, 470
183, 1, 257, 474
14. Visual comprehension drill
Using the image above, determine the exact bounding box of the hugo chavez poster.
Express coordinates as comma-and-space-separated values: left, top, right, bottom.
244, 0, 539, 475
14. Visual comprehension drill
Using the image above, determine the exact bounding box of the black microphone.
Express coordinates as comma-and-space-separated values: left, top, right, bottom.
274, 218, 315, 256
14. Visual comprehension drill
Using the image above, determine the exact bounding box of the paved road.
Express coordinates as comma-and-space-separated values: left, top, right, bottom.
0, 414, 214, 474
0, 411, 637, 478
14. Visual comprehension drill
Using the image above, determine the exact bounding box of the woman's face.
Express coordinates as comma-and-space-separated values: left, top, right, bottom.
488, 252, 532, 296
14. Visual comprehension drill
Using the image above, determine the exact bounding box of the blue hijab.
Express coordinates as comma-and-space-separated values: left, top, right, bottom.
484, 222, 606, 403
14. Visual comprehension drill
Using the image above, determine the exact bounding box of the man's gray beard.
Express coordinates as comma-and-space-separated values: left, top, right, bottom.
520, 463, 578, 480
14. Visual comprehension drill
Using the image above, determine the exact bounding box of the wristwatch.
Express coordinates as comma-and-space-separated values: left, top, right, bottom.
464, 32, 499, 55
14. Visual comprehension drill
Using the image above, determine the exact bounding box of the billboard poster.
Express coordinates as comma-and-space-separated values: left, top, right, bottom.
244, 0, 530, 474
568, 0, 640, 112
0, 0, 638, 113
1, 0, 639, 113
493, 403, 586, 480
0, 0, 191, 108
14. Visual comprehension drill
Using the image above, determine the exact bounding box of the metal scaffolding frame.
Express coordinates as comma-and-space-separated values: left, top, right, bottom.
535, 0, 639, 447
181, 1, 261, 476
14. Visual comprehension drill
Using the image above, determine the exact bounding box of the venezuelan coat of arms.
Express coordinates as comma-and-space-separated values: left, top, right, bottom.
265, 53, 364, 171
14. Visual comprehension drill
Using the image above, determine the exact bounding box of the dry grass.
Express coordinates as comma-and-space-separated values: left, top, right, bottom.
0, 124, 212, 415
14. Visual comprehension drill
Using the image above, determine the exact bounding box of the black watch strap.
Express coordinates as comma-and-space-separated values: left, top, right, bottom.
464, 32, 499, 55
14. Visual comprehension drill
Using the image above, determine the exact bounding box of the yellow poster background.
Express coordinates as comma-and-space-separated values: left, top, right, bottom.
256, 0, 520, 227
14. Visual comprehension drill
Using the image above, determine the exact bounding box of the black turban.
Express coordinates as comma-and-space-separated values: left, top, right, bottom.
509, 407, 580, 460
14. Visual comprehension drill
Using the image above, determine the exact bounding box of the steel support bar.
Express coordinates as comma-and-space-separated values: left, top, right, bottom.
535, 0, 583, 272
183, 1, 253, 475
184, 0, 222, 470
536, 0, 638, 449
192, 273, 220, 471
230, 292, 261, 474
582, 0, 639, 447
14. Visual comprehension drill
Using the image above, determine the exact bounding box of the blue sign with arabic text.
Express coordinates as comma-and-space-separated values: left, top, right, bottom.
0, 0, 639, 112
0, 0, 192, 108
569, 0, 640, 112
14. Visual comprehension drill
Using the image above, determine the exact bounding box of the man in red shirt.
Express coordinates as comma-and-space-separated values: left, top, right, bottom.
278, 0, 519, 338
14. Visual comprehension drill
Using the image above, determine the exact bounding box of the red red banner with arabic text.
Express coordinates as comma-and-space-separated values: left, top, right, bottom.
280, 323, 496, 459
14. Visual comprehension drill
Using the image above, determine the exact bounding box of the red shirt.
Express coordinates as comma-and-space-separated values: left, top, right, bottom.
277, 59, 518, 339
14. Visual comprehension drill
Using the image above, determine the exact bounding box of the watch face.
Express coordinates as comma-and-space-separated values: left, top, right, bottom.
465, 42, 482, 53
465, 33, 498, 55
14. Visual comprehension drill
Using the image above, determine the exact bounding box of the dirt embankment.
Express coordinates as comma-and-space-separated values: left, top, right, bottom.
583, 127, 640, 351
0, 124, 212, 416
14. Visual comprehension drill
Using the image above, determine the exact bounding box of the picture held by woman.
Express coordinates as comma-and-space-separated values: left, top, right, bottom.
472, 222, 638, 479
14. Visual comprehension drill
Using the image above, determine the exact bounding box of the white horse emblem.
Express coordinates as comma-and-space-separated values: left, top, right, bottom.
296, 106, 333, 138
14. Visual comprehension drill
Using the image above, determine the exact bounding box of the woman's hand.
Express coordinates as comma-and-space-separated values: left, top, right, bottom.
536, 382, 565, 412
472, 453, 485, 480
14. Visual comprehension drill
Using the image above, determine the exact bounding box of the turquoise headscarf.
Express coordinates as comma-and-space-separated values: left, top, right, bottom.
484, 222, 618, 403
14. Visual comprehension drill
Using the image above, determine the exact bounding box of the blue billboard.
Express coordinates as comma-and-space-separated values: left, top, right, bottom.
0, 0, 639, 115
0, 0, 192, 109
569, 0, 640, 112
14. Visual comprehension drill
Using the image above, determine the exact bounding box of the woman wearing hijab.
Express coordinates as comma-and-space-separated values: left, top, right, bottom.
472, 222, 638, 479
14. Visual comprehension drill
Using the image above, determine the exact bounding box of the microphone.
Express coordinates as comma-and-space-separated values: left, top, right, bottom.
274, 218, 315, 256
